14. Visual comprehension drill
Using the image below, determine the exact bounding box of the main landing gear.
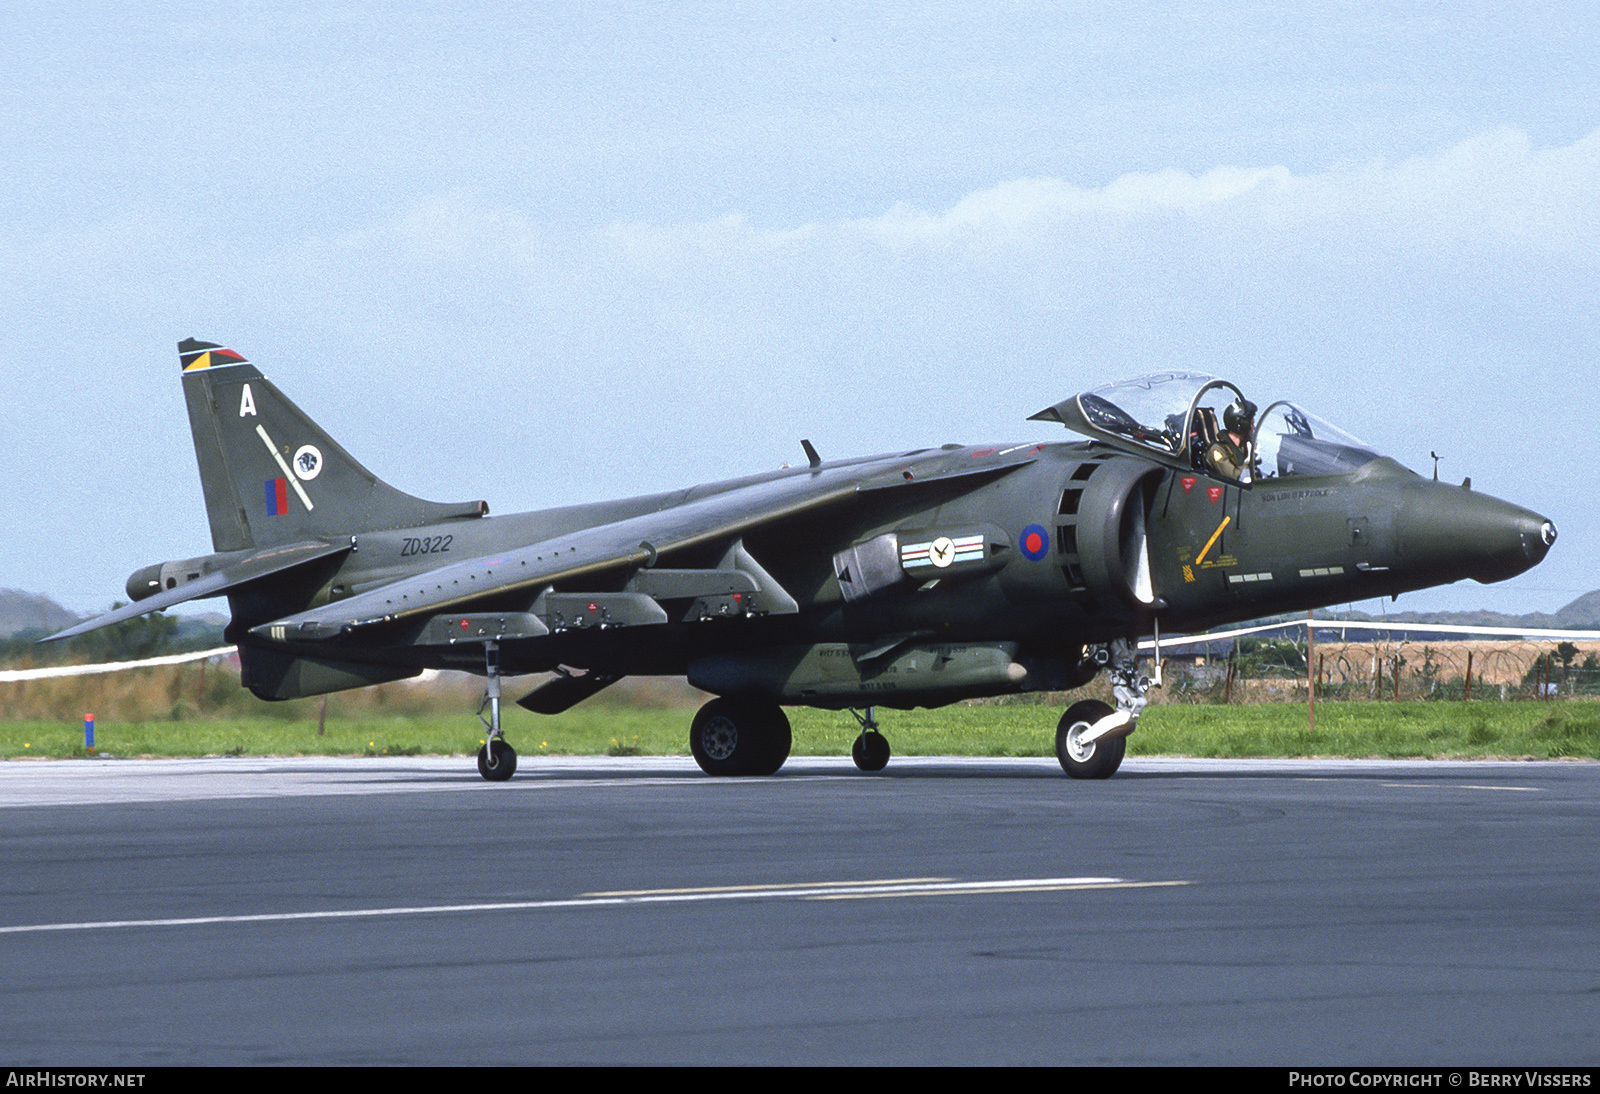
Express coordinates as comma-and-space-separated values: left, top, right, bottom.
686, 699, 894, 777
476, 641, 517, 782
688, 697, 792, 776
682, 635, 1159, 782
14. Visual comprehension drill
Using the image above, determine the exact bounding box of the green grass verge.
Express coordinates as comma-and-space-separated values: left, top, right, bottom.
1124, 701, 1600, 760
4, 700, 1599, 761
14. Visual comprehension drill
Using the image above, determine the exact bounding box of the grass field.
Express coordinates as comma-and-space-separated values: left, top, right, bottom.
5, 699, 1598, 762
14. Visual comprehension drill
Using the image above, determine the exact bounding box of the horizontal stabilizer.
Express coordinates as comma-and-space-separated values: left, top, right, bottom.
45, 540, 351, 643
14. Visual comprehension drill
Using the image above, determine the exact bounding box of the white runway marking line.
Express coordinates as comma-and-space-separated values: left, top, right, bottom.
585, 877, 953, 896
0, 876, 1188, 935
807, 879, 1191, 900
1378, 782, 1542, 792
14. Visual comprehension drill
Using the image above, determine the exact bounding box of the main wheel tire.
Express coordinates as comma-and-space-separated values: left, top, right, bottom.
477, 738, 518, 782
851, 732, 891, 772
750, 706, 792, 776
690, 698, 791, 776
1055, 700, 1126, 780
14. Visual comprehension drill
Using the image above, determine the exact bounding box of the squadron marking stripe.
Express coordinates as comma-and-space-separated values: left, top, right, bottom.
254, 424, 314, 512
900, 535, 985, 568
0, 876, 1183, 934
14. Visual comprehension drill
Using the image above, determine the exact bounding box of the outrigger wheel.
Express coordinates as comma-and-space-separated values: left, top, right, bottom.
476, 639, 517, 782
478, 737, 517, 782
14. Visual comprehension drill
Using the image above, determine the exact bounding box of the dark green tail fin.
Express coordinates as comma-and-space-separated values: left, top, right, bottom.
178, 339, 486, 551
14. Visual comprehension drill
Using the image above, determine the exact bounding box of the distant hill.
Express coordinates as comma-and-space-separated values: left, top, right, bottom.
0, 589, 226, 651
1554, 589, 1600, 629
1332, 588, 1600, 632
0, 588, 80, 638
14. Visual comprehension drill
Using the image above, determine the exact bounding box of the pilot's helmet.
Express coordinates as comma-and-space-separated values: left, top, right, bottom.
1223, 398, 1257, 437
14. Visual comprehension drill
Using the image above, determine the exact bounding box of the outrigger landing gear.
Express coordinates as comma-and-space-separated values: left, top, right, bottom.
475, 641, 517, 782
850, 706, 890, 772
1056, 637, 1156, 780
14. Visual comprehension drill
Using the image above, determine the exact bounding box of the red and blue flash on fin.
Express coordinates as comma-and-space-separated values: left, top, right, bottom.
265, 478, 289, 515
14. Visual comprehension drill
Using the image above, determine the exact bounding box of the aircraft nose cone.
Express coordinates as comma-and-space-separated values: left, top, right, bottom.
1531, 517, 1558, 566
1497, 511, 1557, 577
1398, 487, 1555, 584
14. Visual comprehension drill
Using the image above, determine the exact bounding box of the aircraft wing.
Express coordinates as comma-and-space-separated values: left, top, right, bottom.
255, 447, 1040, 642
46, 540, 351, 642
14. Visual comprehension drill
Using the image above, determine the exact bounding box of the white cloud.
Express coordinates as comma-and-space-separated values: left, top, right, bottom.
585, 126, 1600, 264
265, 126, 1598, 333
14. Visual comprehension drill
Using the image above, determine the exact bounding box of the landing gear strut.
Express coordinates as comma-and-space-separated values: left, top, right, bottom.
1056, 700, 1125, 779
850, 706, 890, 772
476, 641, 517, 782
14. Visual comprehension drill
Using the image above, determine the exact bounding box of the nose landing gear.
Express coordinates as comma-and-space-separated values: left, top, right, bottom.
1055, 637, 1154, 779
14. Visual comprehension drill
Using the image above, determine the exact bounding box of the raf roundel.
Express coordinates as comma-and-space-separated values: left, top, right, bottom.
1020, 523, 1049, 561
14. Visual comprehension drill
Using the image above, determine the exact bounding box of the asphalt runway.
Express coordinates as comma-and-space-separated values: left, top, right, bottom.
3, 755, 1598, 1066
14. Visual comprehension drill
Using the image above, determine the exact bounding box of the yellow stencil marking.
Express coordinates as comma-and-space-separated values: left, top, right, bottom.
1195, 515, 1230, 565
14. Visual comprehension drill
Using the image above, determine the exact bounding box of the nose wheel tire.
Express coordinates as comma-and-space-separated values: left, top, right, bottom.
1056, 699, 1126, 780
477, 738, 518, 782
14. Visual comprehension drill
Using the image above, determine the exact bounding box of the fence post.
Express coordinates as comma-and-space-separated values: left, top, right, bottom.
1306, 613, 1316, 733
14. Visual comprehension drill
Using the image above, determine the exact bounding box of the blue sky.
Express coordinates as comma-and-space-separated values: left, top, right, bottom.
4, 3, 1596, 618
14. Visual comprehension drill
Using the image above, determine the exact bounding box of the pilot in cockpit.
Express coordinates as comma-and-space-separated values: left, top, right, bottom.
1205, 398, 1257, 482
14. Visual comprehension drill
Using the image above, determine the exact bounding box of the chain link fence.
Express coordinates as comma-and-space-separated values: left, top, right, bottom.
1162, 636, 1600, 704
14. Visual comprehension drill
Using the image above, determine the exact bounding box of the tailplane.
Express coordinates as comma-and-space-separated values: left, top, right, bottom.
178, 339, 486, 551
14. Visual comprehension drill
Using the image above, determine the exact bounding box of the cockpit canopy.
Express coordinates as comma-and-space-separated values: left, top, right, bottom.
1030, 372, 1382, 481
